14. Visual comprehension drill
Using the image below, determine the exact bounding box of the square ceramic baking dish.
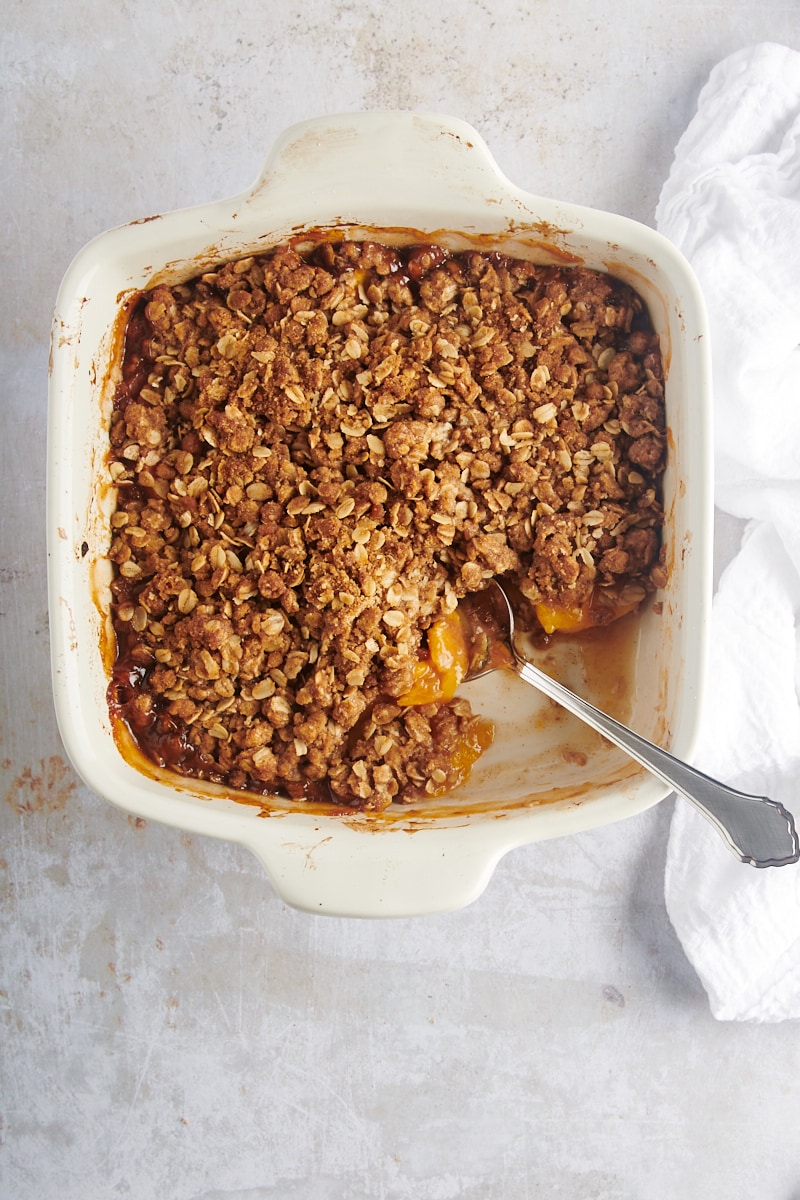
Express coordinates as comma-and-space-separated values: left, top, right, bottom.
48, 112, 712, 917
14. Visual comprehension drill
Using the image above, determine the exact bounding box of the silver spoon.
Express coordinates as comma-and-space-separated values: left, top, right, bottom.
462, 580, 799, 868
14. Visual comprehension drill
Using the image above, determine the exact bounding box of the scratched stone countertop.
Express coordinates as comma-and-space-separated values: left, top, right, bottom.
4, 3, 800, 1198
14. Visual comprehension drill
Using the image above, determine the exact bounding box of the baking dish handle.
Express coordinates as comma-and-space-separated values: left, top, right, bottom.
240, 111, 521, 222
239, 813, 509, 918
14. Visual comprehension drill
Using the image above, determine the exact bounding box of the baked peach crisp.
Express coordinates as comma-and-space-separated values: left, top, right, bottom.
106, 240, 667, 810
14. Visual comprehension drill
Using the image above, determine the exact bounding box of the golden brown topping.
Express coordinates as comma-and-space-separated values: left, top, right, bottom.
107, 241, 667, 811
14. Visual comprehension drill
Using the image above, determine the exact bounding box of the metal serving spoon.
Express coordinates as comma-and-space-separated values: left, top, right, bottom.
461, 581, 799, 868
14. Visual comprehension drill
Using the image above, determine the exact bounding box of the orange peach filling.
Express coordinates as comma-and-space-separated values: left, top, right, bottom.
398, 610, 470, 707
397, 609, 493, 795
535, 590, 639, 635
422, 716, 495, 799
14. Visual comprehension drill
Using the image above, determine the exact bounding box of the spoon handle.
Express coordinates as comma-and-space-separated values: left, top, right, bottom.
515, 659, 799, 868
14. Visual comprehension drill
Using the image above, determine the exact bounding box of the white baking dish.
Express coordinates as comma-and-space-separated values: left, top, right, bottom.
47, 112, 712, 917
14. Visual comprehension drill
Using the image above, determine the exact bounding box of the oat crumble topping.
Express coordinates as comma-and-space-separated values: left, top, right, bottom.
106, 239, 667, 810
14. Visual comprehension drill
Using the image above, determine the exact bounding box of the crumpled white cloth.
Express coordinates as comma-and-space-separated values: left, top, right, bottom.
655, 42, 800, 1021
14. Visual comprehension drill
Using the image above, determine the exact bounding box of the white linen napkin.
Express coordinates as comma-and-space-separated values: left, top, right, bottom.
655, 42, 800, 1021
